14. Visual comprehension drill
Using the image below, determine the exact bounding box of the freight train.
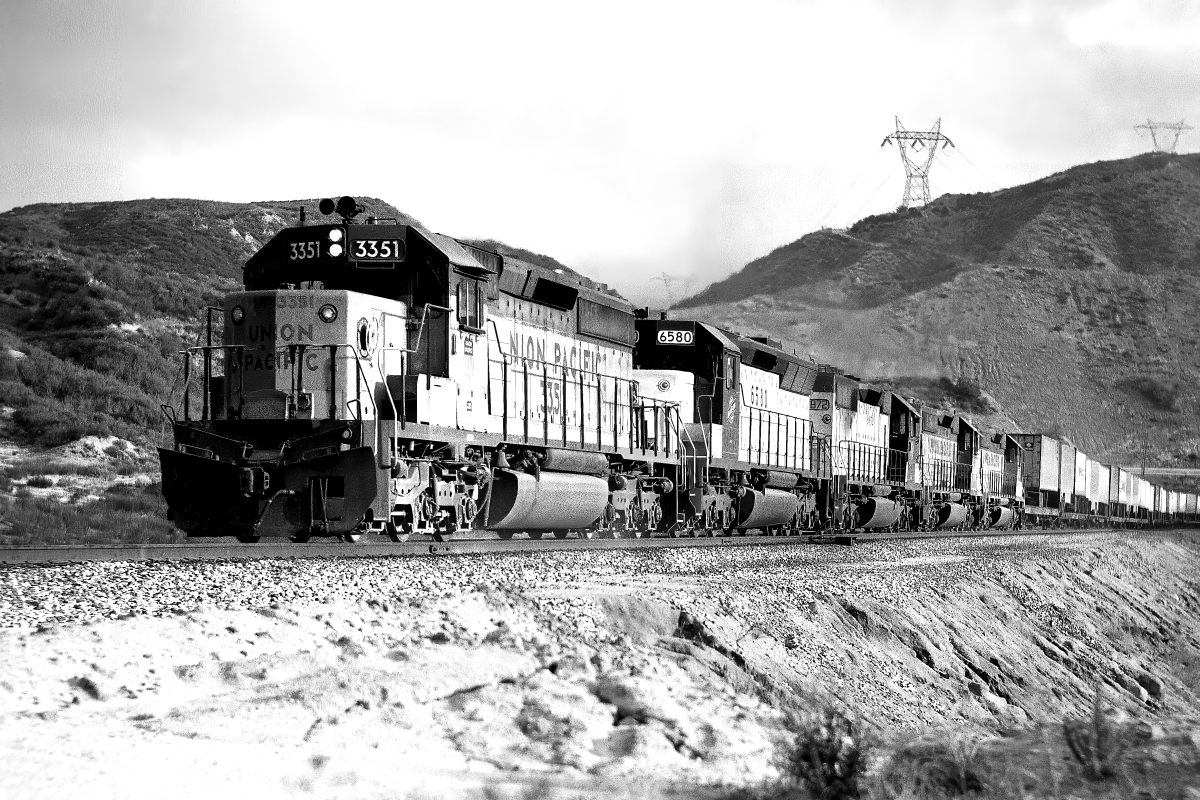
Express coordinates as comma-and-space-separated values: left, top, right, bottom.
157, 198, 1199, 542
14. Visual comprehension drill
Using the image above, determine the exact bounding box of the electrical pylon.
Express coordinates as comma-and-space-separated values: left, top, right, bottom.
1135, 119, 1192, 153
652, 272, 686, 307
881, 117, 954, 208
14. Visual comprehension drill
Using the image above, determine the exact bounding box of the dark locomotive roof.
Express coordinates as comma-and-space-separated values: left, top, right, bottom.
729, 332, 819, 395
812, 368, 860, 409
922, 408, 957, 434
243, 219, 636, 346
888, 391, 921, 418
473, 240, 635, 346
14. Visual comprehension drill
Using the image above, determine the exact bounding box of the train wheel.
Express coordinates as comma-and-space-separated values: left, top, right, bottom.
497, 531, 515, 540
528, 531, 544, 540
385, 522, 410, 543
290, 532, 311, 543
552, 529, 569, 539
236, 534, 260, 544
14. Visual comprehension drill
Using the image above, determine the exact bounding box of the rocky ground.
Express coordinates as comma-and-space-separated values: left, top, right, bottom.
2, 532, 1199, 799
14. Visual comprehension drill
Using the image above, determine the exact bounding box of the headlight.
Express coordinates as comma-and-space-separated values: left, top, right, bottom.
328, 243, 343, 257
318, 304, 338, 323
328, 228, 344, 242
231, 306, 245, 324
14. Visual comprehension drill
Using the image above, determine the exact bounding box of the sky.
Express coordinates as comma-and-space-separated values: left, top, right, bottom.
3, 0, 1200, 305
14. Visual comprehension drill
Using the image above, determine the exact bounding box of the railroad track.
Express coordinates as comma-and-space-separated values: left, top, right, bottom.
0, 527, 1144, 564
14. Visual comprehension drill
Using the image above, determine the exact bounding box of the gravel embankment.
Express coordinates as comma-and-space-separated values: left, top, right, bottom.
1, 533, 1117, 629
3, 530, 1199, 799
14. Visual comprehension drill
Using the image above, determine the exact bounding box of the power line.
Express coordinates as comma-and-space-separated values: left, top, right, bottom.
932, 150, 975, 195
847, 162, 902, 224
815, 146, 886, 229
951, 147, 1002, 190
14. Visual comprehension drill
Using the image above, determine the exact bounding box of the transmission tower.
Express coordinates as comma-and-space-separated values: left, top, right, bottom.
881, 117, 955, 208
1135, 119, 1192, 153
651, 272, 686, 306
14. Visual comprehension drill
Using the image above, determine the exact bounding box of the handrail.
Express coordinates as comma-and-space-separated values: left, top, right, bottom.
183, 342, 376, 429
836, 440, 909, 485
181, 344, 245, 421
488, 354, 639, 452
409, 303, 451, 360
486, 353, 627, 383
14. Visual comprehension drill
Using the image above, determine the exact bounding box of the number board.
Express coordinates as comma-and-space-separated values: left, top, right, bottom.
288, 241, 321, 261
657, 329, 694, 345
350, 238, 406, 266
655, 321, 695, 346
810, 398, 830, 411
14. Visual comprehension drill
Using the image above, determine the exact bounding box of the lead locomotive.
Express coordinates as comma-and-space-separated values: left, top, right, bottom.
159, 197, 681, 542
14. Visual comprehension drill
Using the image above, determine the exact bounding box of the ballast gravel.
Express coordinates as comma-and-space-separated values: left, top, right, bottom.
3, 531, 1200, 799
1, 533, 1107, 629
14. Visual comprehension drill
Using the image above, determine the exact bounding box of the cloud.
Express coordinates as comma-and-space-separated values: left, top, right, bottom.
3, 0, 1200, 295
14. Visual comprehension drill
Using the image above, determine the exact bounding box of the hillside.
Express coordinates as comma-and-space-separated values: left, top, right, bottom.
675, 152, 1200, 467
0, 197, 610, 451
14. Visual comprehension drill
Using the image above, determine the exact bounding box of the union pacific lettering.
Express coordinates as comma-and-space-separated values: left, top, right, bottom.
243, 348, 322, 371
245, 324, 315, 343
507, 331, 613, 373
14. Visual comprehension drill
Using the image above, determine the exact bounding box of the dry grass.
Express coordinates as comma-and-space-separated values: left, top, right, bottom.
0, 481, 182, 545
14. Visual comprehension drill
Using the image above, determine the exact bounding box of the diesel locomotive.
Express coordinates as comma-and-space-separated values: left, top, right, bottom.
158, 198, 1197, 541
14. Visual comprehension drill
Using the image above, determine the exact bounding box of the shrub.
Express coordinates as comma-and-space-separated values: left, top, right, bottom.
936, 377, 994, 414
1117, 376, 1180, 412
874, 731, 996, 797
781, 707, 874, 800
6, 457, 107, 479
1063, 688, 1129, 780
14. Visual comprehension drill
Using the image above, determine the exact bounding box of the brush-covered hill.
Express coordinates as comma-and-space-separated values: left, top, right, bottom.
675, 152, 1200, 467
0, 197, 598, 450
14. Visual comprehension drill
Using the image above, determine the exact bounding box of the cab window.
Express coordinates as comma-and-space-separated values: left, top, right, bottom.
457, 279, 483, 330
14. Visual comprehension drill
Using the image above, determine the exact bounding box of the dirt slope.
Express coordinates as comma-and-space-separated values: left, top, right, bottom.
2, 533, 1199, 798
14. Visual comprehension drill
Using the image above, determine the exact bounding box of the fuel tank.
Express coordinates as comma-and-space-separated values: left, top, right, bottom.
736, 488, 800, 528
936, 502, 969, 529
539, 449, 609, 475
478, 469, 609, 530
856, 497, 902, 529
987, 506, 1016, 529
761, 471, 800, 489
